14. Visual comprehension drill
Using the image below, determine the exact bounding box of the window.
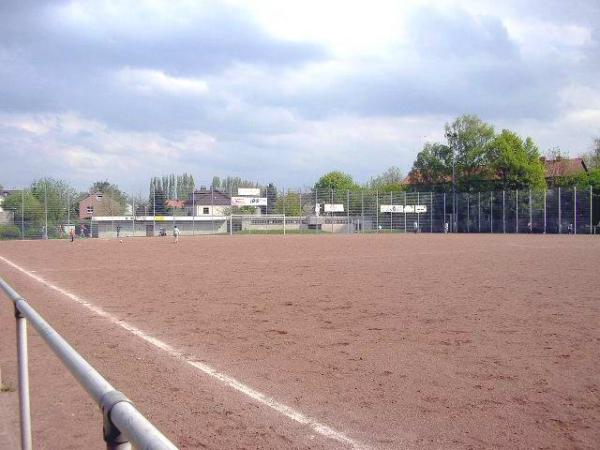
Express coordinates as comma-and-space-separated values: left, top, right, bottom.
86, 206, 94, 214
203, 207, 209, 214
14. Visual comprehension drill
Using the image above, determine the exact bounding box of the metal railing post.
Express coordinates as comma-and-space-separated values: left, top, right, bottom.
361, 191, 364, 233
430, 192, 433, 233
529, 187, 532, 232
15, 305, 33, 450
376, 190, 379, 232
558, 187, 562, 233
574, 186, 577, 234
466, 193, 470, 233
502, 190, 506, 233
347, 190, 350, 233
21, 189, 25, 240
478, 192, 481, 233
590, 186, 593, 234
516, 189, 519, 233
0, 278, 178, 450
544, 189, 547, 234
490, 192, 493, 233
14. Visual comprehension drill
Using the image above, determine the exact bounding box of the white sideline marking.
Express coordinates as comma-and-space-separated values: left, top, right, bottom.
0, 255, 368, 450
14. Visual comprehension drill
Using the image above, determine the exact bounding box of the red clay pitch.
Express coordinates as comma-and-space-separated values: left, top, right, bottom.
0, 234, 599, 449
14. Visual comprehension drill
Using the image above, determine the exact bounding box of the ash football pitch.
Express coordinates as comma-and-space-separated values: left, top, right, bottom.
0, 234, 599, 449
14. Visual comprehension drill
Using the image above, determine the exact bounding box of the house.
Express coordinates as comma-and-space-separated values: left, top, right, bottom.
542, 157, 588, 184
0, 190, 18, 224
184, 189, 231, 216
79, 192, 123, 219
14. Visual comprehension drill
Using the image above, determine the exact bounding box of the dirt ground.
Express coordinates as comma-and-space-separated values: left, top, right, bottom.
0, 234, 599, 449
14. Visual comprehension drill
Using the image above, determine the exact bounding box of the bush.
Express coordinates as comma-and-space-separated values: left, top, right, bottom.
0, 224, 21, 239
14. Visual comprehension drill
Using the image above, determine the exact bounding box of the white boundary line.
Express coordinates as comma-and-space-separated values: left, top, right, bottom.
0, 255, 368, 450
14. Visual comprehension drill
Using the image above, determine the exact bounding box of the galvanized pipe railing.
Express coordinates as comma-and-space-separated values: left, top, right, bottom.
0, 277, 178, 450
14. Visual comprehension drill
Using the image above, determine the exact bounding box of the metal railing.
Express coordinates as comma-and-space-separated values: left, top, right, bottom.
0, 277, 178, 450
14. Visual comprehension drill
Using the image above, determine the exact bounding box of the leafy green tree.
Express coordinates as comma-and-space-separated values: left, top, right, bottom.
314, 171, 357, 191
31, 178, 77, 224
368, 166, 406, 192
273, 192, 301, 215
409, 142, 453, 190
445, 114, 495, 190
488, 131, 546, 189
2, 191, 43, 223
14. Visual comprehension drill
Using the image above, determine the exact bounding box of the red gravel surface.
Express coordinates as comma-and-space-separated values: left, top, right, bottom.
0, 234, 599, 449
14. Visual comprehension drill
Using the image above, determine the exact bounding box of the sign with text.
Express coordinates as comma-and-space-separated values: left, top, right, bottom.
231, 196, 268, 206
415, 205, 427, 213
237, 188, 261, 196
380, 205, 404, 213
324, 203, 344, 212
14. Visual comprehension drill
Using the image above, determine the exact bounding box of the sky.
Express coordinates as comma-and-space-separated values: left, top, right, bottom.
1, 0, 599, 193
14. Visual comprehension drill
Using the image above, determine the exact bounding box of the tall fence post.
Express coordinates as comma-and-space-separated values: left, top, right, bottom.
21, 189, 25, 240
211, 185, 215, 235
131, 195, 135, 237
574, 186, 577, 234
590, 186, 593, 234
15, 306, 33, 450
529, 188, 532, 231
443, 193, 446, 231
403, 191, 407, 232
361, 191, 364, 233
466, 193, 470, 233
516, 189, 519, 233
430, 192, 433, 233
44, 181, 48, 239
558, 187, 562, 233
375, 190, 379, 232
502, 190, 506, 233
347, 190, 350, 234
490, 192, 493, 233
389, 191, 393, 233
478, 192, 481, 233
418, 191, 421, 232
544, 189, 547, 234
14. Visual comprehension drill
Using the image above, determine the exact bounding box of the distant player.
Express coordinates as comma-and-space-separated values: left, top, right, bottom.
173, 225, 180, 243
444, 222, 449, 234
69, 228, 75, 242
413, 221, 418, 233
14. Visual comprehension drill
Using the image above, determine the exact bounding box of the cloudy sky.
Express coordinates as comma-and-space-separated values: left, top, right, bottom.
1, 0, 599, 193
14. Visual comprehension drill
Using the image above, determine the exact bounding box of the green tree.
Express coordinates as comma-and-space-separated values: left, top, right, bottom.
581, 137, 600, 169
273, 192, 301, 215
488, 131, 546, 189
31, 178, 77, 224
408, 142, 453, 190
2, 191, 43, 223
368, 166, 406, 192
445, 114, 495, 190
314, 171, 357, 191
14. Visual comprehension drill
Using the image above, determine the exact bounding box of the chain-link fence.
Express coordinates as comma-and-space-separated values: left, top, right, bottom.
1, 186, 599, 240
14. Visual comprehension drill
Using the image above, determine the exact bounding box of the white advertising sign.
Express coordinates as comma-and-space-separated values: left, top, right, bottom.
404, 205, 415, 213
380, 205, 404, 213
415, 205, 427, 213
231, 196, 268, 206
237, 188, 261, 196
324, 203, 344, 212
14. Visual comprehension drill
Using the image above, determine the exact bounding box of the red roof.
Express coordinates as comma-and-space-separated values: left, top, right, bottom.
165, 199, 185, 209
542, 158, 587, 178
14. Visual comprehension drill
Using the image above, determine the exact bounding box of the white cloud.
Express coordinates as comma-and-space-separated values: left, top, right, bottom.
116, 68, 209, 96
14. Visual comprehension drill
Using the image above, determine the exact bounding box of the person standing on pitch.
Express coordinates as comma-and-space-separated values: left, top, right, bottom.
173, 225, 180, 243
69, 227, 75, 242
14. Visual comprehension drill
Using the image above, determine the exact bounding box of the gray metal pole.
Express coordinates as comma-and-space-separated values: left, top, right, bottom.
558, 187, 562, 233
153, 183, 156, 236
478, 192, 481, 232
502, 190, 506, 233
529, 188, 532, 231
590, 186, 593, 235
466, 193, 469, 233
347, 190, 350, 233
430, 192, 433, 233
44, 181, 48, 239
516, 189, 519, 233
15, 307, 32, 450
131, 195, 135, 238
21, 189, 25, 240
0, 279, 177, 450
544, 189, 547, 234
376, 189, 379, 232
490, 192, 493, 233
211, 186, 215, 235
417, 191, 420, 230
443, 193, 446, 230
389, 191, 393, 233
361, 191, 364, 234
574, 186, 577, 234
192, 191, 195, 236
